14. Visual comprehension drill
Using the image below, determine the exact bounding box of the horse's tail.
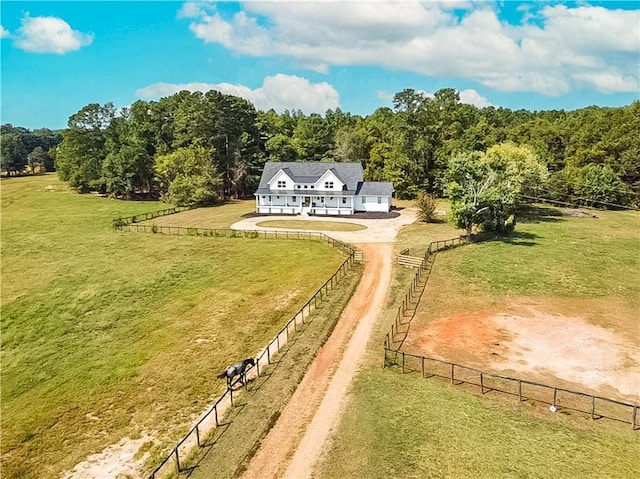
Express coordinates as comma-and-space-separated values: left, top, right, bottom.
216, 371, 227, 379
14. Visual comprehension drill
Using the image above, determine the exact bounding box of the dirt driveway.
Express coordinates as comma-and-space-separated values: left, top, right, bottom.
236, 210, 414, 479
240, 242, 394, 479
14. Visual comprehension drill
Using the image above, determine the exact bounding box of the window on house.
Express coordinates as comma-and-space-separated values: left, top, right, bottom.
277, 180, 286, 188
310, 185, 314, 189
304, 185, 308, 189
378, 197, 382, 204
324, 181, 334, 189
292, 196, 297, 202
342, 197, 347, 204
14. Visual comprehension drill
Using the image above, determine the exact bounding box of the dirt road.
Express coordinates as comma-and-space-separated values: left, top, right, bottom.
241, 242, 393, 479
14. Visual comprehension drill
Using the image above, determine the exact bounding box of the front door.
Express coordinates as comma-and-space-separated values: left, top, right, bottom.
303, 196, 311, 207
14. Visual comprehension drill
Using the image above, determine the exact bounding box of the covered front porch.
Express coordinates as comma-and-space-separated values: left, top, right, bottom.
255, 193, 354, 215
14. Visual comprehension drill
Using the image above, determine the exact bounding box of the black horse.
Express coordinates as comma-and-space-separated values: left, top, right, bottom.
217, 358, 255, 389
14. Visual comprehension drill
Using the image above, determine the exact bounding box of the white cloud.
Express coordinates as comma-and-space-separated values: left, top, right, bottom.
0, 25, 10, 39
181, 1, 640, 96
376, 90, 394, 102
571, 72, 639, 94
136, 74, 340, 113
14, 14, 93, 54
458, 89, 493, 108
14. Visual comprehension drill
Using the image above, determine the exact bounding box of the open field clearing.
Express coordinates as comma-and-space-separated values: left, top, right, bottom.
256, 220, 367, 232
403, 206, 640, 402
314, 205, 639, 478
1, 175, 346, 478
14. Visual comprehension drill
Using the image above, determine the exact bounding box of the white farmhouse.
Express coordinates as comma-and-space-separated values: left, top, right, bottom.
255, 162, 393, 215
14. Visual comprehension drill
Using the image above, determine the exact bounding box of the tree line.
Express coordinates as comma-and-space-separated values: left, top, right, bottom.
0, 124, 62, 175
3, 88, 638, 211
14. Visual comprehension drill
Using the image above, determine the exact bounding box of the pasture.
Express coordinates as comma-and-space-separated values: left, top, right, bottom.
404, 206, 640, 402
315, 204, 640, 478
1, 175, 347, 478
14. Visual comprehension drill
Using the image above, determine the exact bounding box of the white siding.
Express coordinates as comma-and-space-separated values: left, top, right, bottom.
268, 170, 295, 190
315, 170, 344, 192
355, 195, 391, 212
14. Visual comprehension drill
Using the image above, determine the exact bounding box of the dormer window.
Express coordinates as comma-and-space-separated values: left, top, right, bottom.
277, 180, 286, 188
324, 181, 334, 189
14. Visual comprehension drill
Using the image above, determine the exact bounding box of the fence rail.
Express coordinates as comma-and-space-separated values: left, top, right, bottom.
112, 205, 194, 228
397, 249, 424, 269
384, 349, 639, 430
141, 231, 357, 478
385, 234, 487, 351
115, 222, 356, 258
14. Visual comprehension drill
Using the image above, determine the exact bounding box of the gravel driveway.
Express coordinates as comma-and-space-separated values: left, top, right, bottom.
230, 208, 417, 243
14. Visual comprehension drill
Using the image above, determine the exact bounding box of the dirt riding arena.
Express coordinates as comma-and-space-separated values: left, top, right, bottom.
404, 296, 640, 403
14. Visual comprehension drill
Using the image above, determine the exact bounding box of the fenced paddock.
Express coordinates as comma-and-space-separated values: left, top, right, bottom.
132, 216, 359, 479
385, 234, 489, 351
384, 349, 639, 430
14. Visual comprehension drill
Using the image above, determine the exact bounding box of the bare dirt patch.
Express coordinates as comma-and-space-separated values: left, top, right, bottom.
61, 434, 155, 479
408, 297, 640, 403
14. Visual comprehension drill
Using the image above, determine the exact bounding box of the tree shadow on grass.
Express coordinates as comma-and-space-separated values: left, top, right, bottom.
517, 205, 565, 224
488, 230, 540, 247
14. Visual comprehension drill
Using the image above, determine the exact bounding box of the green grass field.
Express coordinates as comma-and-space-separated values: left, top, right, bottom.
1, 175, 346, 478
315, 204, 640, 478
316, 369, 640, 479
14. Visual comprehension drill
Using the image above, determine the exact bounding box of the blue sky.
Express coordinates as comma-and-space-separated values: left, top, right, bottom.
1, 1, 639, 130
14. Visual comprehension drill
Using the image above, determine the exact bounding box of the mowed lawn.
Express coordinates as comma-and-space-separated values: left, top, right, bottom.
1, 175, 345, 479
315, 205, 640, 478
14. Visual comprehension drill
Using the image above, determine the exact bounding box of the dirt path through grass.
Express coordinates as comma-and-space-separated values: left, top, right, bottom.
241, 243, 393, 479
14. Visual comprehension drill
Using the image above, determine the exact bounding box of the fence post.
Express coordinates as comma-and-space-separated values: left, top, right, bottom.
480, 372, 484, 394
383, 348, 387, 368
632, 405, 637, 430
518, 380, 522, 403
401, 352, 405, 374
174, 448, 181, 473
421, 356, 425, 378
267, 345, 271, 364
196, 424, 201, 447
450, 363, 455, 384
553, 388, 558, 408
214, 405, 219, 427
591, 396, 596, 420
230, 386, 234, 406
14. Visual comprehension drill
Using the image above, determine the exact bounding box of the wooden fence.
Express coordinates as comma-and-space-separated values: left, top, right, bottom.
384, 349, 639, 430
397, 248, 424, 268
385, 234, 483, 350
112, 205, 194, 228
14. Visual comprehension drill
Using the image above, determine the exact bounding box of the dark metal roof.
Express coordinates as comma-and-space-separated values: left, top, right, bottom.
356, 181, 394, 196
257, 162, 365, 191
